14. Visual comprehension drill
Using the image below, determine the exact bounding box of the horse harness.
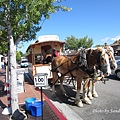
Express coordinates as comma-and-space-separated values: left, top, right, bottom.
50, 48, 108, 87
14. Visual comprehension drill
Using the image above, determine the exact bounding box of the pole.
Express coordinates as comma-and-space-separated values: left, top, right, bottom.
41, 87, 43, 120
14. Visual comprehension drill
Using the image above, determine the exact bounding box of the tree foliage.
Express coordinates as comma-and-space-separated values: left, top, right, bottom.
65, 35, 93, 50
0, 41, 8, 54
16, 51, 26, 62
94, 44, 104, 47
65, 35, 79, 50
0, 0, 71, 44
0, 0, 71, 114
16, 51, 22, 62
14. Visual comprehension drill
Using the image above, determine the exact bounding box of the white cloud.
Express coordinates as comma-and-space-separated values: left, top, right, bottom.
100, 37, 110, 42
100, 35, 120, 42
111, 35, 120, 41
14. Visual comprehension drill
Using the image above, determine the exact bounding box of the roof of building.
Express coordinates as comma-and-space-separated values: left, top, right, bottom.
110, 39, 120, 46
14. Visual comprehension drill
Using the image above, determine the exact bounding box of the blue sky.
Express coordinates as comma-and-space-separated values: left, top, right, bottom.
18, 0, 120, 53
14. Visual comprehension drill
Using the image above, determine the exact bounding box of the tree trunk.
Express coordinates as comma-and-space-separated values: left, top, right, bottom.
5, 2, 19, 113
9, 35, 19, 114
5, 1, 19, 112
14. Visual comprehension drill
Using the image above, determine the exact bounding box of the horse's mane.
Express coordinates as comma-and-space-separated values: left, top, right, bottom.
91, 47, 107, 55
108, 46, 114, 53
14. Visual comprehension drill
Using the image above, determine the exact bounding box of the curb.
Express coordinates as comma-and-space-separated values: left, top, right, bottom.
43, 93, 67, 120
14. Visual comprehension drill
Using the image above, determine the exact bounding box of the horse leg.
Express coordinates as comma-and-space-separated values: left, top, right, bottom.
52, 84, 56, 97
87, 80, 93, 100
75, 79, 83, 107
82, 78, 92, 105
60, 76, 66, 95
92, 81, 98, 98
51, 72, 58, 97
72, 77, 77, 89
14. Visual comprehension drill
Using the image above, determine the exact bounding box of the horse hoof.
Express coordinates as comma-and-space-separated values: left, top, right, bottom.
88, 93, 94, 100
86, 100, 92, 105
82, 97, 92, 105
93, 93, 98, 98
75, 101, 83, 107
88, 95, 93, 100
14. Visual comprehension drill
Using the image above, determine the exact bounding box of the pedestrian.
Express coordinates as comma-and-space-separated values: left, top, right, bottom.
1, 57, 5, 69
4, 57, 7, 69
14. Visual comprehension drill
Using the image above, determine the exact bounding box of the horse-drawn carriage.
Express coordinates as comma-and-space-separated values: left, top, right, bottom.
26, 36, 117, 107
26, 35, 65, 81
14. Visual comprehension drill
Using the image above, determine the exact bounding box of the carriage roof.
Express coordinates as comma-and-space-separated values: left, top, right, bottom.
26, 35, 65, 52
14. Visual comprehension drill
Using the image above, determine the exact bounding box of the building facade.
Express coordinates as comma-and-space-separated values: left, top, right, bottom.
110, 39, 120, 56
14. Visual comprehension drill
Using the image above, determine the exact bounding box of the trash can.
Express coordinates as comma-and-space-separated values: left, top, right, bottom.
30, 101, 44, 117
25, 97, 36, 111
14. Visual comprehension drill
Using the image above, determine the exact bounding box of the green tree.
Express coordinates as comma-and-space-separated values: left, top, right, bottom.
78, 36, 93, 48
65, 35, 79, 50
16, 51, 22, 62
94, 44, 104, 47
65, 35, 93, 50
0, 0, 71, 114
0, 41, 8, 54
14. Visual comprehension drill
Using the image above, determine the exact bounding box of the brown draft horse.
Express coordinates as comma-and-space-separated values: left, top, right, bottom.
51, 47, 111, 107
86, 46, 117, 100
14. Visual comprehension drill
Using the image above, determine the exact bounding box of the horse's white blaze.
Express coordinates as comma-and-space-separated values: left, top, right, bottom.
104, 51, 111, 75
108, 46, 117, 69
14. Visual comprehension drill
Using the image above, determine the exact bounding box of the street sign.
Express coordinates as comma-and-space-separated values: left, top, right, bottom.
34, 73, 48, 87
17, 72, 25, 93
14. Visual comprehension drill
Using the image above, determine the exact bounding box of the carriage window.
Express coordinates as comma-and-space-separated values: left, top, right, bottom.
34, 54, 43, 64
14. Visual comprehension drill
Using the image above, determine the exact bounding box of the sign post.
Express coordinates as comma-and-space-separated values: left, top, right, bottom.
34, 73, 48, 120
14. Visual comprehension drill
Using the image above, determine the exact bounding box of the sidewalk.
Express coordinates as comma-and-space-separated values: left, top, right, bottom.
0, 68, 67, 120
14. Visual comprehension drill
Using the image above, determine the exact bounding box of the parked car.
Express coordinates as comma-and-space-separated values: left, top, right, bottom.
20, 59, 28, 68
115, 56, 120, 66
114, 56, 120, 79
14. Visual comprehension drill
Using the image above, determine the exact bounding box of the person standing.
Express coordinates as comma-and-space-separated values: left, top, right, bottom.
1, 57, 5, 69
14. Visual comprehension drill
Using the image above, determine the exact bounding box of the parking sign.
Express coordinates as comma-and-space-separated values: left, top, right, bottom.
34, 73, 48, 87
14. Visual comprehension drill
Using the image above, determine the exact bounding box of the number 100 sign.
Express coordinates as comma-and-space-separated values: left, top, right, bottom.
34, 73, 48, 87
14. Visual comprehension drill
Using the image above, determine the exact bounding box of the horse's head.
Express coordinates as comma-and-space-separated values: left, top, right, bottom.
104, 46, 117, 70
87, 47, 111, 76
96, 47, 111, 75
